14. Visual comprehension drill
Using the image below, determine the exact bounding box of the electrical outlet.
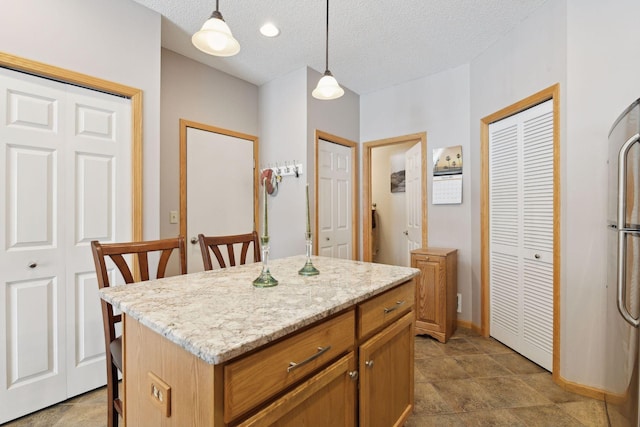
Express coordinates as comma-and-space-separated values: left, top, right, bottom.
169, 210, 178, 224
457, 293, 462, 313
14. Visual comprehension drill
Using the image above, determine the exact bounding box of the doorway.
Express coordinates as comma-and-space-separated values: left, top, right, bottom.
363, 133, 427, 264
179, 119, 259, 272
480, 84, 560, 377
314, 130, 358, 260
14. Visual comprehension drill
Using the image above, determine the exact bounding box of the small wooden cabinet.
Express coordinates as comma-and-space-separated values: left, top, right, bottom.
411, 248, 457, 343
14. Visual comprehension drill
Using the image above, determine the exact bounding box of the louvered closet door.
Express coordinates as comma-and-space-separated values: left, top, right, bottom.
489, 99, 553, 371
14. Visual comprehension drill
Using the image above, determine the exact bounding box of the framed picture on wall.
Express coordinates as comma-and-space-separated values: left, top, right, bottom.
390, 153, 405, 193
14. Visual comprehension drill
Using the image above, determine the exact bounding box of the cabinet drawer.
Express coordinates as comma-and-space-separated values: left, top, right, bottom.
358, 281, 414, 339
224, 310, 355, 422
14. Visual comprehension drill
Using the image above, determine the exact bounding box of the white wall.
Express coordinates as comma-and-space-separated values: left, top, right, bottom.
371, 142, 415, 265
258, 68, 308, 259
0, 0, 162, 240
361, 64, 473, 320
160, 49, 259, 244
562, 0, 640, 387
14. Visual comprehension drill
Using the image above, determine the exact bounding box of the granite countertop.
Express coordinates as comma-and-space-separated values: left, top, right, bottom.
99, 255, 419, 365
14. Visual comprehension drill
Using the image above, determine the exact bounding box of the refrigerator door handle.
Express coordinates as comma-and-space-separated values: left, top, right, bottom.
617, 134, 640, 327
618, 230, 640, 327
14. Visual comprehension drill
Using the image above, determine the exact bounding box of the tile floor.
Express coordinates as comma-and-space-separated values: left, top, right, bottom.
5, 328, 608, 427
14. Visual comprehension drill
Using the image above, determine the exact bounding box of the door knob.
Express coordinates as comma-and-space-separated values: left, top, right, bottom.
190, 237, 198, 244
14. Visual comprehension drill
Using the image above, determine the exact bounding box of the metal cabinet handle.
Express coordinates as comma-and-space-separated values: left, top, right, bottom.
28, 262, 37, 269
287, 346, 331, 373
348, 371, 359, 380
617, 134, 640, 328
365, 360, 374, 368
190, 237, 198, 244
384, 300, 406, 314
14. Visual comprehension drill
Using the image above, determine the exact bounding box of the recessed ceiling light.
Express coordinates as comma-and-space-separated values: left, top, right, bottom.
260, 23, 280, 38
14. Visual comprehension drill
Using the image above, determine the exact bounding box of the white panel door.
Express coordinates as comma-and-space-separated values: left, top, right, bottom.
64, 85, 131, 396
318, 139, 352, 259
404, 142, 422, 266
186, 128, 255, 272
0, 68, 131, 423
489, 99, 554, 371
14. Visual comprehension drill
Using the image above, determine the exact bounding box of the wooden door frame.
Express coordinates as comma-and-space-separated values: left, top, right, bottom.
362, 133, 427, 262
314, 130, 359, 260
179, 119, 259, 244
0, 51, 143, 244
480, 83, 560, 378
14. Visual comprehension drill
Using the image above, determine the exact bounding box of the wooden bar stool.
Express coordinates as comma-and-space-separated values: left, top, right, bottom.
90, 237, 186, 427
198, 231, 260, 270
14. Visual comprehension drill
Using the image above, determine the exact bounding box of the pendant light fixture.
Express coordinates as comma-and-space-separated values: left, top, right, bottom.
312, 0, 344, 100
192, 0, 240, 57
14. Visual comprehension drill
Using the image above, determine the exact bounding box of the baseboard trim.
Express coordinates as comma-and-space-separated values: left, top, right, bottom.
555, 376, 606, 401
457, 319, 483, 335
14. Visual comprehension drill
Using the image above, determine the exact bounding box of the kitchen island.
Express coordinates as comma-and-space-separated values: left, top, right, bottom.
99, 255, 419, 426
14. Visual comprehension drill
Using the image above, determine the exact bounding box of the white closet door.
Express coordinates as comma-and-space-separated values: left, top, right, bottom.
0, 69, 68, 423
318, 139, 352, 259
489, 99, 554, 371
64, 85, 131, 396
405, 142, 422, 266
0, 68, 131, 423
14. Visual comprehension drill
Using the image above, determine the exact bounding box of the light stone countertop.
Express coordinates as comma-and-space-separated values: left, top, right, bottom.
99, 255, 419, 365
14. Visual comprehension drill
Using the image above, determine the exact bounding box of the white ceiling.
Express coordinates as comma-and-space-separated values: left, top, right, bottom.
132, 0, 549, 95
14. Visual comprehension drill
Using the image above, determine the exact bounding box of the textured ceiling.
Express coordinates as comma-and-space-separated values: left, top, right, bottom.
132, 0, 549, 95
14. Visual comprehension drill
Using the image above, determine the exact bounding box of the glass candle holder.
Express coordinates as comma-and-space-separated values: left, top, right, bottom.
253, 236, 278, 287
298, 232, 319, 276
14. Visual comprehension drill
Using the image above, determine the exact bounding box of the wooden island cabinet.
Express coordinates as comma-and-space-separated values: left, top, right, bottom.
411, 248, 458, 343
99, 256, 419, 426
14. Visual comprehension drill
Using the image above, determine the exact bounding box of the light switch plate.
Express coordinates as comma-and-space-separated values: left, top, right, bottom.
169, 210, 178, 224
147, 371, 171, 417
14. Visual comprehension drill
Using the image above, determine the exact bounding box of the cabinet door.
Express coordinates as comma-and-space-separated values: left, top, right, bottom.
413, 255, 445, 332
359, 313, 414, 427
238, 353, 356, 427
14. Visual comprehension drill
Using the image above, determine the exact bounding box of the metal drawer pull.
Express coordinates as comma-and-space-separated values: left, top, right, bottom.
287, 346, 332, 373
383, 300, 406, 314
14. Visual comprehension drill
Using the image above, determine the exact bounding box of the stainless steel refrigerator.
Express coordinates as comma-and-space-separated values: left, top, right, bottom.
607, 98, 640, 426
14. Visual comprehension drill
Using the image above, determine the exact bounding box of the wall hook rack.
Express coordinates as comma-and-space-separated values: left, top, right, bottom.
261, 162, 303, 179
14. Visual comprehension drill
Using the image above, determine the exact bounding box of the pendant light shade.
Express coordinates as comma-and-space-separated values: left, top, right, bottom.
313, 0, 343, 100
312, 70, 344, 100
192, 1, 240, 57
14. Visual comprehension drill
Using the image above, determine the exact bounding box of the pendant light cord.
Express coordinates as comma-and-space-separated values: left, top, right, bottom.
216, 0, 219, 12
325, 0, 329, 72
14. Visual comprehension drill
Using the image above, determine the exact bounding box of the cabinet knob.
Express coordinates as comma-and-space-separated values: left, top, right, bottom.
28, 262, 37, 269
365, 360, 374, 368
348, 371, 359, 380
534, 254, 541, 259
190, 237, 198, 245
